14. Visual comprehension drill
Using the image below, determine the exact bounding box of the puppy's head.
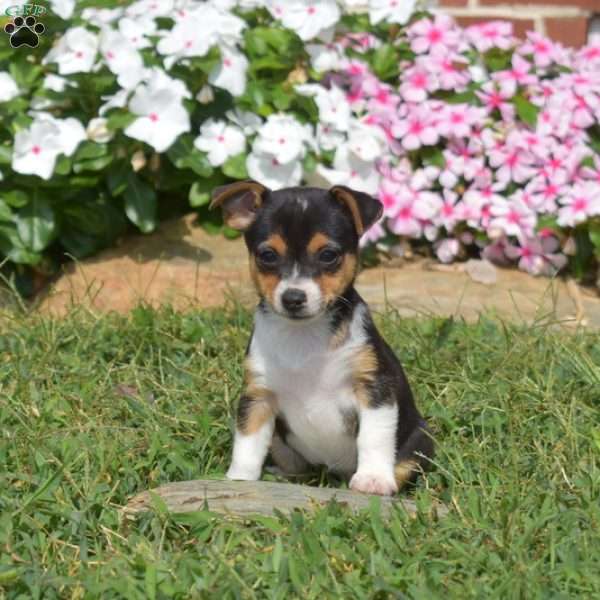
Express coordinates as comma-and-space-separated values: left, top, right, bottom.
210, 181, 382, 320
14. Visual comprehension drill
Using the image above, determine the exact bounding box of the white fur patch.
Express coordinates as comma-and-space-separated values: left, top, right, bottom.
350, 404, 398, 495
247, 304, 373, 475
226, 419, 274, 481
273, 271, 323, 317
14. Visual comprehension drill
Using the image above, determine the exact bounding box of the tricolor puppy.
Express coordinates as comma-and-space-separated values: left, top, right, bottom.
211, 181, 434, 495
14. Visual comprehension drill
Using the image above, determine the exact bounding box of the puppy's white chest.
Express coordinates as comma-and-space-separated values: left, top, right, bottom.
250, 310, 365, 473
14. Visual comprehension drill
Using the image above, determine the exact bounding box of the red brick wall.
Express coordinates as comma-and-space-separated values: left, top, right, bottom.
438, 0, 598, 47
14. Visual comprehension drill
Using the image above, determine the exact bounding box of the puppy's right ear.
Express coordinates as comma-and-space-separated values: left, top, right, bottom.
210, 180, 269, 231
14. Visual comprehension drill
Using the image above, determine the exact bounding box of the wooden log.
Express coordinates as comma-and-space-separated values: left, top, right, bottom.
123, 479, 448, 520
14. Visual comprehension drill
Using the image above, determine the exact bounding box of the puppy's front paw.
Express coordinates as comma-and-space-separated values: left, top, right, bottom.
226, 465, 261, 481
349, 471, 398, 496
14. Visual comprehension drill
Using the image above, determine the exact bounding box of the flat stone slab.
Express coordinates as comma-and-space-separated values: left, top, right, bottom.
123, 479, 447, 520
37, 213, 600, 329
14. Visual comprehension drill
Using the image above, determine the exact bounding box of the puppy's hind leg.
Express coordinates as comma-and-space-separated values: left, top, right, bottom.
394, 419, 435, 489
268, 433, 310, 477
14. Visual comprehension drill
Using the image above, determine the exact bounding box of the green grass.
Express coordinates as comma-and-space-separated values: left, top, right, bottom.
0, 304, 599, 599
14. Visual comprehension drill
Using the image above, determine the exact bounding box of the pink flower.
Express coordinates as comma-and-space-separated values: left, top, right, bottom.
476, 82, 515, 120
409, 15, 460, 57
505, 236, 567, 276
465, 21, 515, 53
436, 190, 460, 231
436, 103, 486, 139
490, 196, 537, 238
392, 104, 440, 150
421, 54, 470, 90
387, 185, 441, 238
519, 32, 560, 69
399, 66, 438, 102
525, 177, 566, 213
493, 55, 537, 97
488, 143, 536, 185
557, 182, 600, 227
435, 238, 461, 263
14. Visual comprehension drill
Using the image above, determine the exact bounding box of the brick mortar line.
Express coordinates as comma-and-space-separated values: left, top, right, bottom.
442, 6, 589, 18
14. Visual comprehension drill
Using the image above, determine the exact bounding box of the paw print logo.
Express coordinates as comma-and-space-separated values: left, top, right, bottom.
4, 15, 45, 48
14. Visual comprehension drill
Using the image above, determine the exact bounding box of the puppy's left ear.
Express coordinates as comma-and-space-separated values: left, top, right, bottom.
210, 180, 269, 231
330, 186, 383, 236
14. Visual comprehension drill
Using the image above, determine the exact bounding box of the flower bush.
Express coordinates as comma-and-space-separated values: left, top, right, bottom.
0, 0, 599, 290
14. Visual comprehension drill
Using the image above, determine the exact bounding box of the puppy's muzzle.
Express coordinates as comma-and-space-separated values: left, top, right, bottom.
281, 288, 307, 315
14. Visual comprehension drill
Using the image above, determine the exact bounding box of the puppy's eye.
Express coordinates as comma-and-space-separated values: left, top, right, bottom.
319, 248, 341, 265
257, 248, 279, 266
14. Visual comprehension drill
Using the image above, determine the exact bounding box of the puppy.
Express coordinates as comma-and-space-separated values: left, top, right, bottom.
210, 181, 434, 495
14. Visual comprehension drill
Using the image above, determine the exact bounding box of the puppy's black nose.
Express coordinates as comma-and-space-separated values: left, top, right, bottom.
281, 288, 307, 312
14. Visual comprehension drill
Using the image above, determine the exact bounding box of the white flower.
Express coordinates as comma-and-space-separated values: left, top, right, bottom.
50, 0, 75, 19
43, 74, 74, 93
124, 71, 191, 152
12, 116, 85, 180
0, 72, 19, 102
296, 84, 351, 132
43, 27, 98, 75
369, 0, 417, 25
226, 109, 262, 136
306, 43, 344, 72
340, 0, 369, 12
99, 88, 130, 115
253, 114, 312, 164
347, 121, 387, 162
126, 0, 174, 18
100, 28, 145, 89
34, 113, 87, 156
247, 152, 303, 189
12, 120, 63, 180
87, 117, 114, 143
157, 12, 218, 68
209, 46, 249, 97
118, 16, 156, 50
81, 7, 123, 26
316, 144, 380, 194
194, 119, 245, 167
316, 123, 346, 151
268, 0, 340, 41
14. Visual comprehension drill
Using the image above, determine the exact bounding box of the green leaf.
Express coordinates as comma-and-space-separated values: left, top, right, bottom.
55, 155, 72, 176
1, 190, 28, 208
483, 48, 512, 72
74, 141, 109, 161
73, 154, 114, 173
222, 153, 248, 180
107, 161, 130, 197
189, 182, 211, 208
371, 44, 400, 81
0, 222, 41, 264
536, 214, 560, 233
167, 135, 213, 177
0, 199, 12, 221
0, 145, 12, 164
16, 195, 56, 252
124, 175, 157, 233
590, 222, 600, 255
514, 94, 539, 128
106, 111, 136, 131
421, 147, 445, 169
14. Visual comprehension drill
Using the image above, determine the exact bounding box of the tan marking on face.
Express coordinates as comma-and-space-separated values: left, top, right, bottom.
351, 344, 378, 408
315, 254, 358, 305
249, 256, 280, 306
331, 187, 364, 235
394, 460, 419, 488
307, 232, 331, 255
266, 233, 287, 256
